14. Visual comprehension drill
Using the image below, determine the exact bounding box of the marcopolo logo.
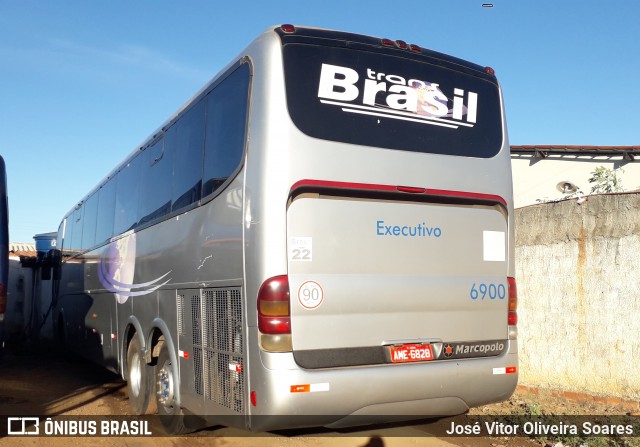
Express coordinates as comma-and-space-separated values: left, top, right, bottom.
455, 341, 505, 356
317, 63, 478, 129
438, 341, 506, 360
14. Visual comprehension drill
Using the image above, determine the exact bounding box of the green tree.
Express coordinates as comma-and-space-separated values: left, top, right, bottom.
588, 166, 624, 193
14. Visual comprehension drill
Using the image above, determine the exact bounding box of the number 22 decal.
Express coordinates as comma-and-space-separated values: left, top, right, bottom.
291, 248, 311, 260
288, 237, 312, 262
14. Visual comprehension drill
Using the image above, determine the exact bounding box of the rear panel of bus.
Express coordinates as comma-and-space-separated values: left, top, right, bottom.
243, 26, 517, 430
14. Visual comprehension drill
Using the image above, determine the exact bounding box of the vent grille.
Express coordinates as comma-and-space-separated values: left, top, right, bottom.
191, 291, 203, 397
177, 293, 185, 336
192, 292, 202, 346
192, 288, 244, 412
203, 289, 243, 354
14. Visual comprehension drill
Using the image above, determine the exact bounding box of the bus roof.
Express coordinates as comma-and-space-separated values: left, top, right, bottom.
275, 25, 496, 81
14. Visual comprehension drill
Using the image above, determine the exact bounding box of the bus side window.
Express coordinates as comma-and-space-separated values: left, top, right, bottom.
81, 193, 98, 250
95, 175, 117, 245
56, 220, 65, 257
71, 206, 84, 252
203, 63, 250, 197
139, 137, 172, 226
114, 155, 142, 234
172, 100, 205, 212
60, 217, 72, 258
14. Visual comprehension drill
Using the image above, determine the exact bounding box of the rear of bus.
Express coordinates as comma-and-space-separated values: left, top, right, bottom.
246, 26, 517, 430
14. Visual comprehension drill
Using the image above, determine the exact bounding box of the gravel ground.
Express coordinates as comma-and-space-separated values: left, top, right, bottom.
1, 344, 638, 447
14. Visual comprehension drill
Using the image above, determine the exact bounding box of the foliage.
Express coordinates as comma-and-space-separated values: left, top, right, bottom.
588, 166, 624, 194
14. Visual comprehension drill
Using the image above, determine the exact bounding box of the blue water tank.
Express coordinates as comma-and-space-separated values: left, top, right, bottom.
33, 232, 57, 255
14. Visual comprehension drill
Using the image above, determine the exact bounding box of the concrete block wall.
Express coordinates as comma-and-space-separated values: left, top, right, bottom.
515, 193, 640, 399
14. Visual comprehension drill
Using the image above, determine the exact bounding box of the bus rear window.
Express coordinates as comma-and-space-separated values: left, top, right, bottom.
283, 44, 503, 158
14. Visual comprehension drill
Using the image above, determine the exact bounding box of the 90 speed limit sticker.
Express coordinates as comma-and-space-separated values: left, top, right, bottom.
298, 281, 324, 310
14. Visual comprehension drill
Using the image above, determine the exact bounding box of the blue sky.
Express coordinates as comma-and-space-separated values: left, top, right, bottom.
2, 0, 639, 243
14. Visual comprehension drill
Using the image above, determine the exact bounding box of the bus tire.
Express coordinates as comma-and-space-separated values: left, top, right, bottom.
126, 337, 154, 415
155, 341, 190, 434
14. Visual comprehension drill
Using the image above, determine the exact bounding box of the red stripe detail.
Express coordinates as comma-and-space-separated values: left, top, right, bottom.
290, 179, 396, 193
290, 179, 507, 207
423, 188, 507, 207
397, 186, 425, 194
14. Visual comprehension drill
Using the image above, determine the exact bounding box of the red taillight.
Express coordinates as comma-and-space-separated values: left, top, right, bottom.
485, 66, 496, 76
280, 24, 296, 34
508, 277, 517, 326
381, 38, 421, 52
0, 284, 6, 314
258, 275, 291, 334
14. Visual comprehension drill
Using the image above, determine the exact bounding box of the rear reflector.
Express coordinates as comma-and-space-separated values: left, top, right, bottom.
258, 275, 291, 335
0, 284, 6, 314
290, 383, 330, 393
493, 366, 517, 375
508, 277, 517, 326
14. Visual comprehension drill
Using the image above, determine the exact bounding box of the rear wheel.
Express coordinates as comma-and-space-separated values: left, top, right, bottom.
126, 337, 155, 415
155, 341, 189, 434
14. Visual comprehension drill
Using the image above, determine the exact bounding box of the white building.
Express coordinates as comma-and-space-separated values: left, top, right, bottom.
511, 145, 640, 208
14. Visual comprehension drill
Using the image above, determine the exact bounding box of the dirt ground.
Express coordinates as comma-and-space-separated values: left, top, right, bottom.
0, 343, 637, 447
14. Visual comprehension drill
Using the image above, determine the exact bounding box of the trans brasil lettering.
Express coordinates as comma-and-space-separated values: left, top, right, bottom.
317, 63, 478, 127
376, 220, 442, 238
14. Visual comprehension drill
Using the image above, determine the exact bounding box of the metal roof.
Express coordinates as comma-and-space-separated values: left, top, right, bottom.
9, 242, 37, 258
511, 145, 640, 160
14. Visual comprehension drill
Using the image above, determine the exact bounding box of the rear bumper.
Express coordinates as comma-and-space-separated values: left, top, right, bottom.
244, 331, 518, 431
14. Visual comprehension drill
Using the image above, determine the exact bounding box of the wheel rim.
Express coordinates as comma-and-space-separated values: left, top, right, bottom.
129, 351, 142, 397
157, 360, 175, 410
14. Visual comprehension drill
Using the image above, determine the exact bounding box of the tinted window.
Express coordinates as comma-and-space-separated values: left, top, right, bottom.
70, 206, 83, 252
82, 193, 98, 249
62, 214, 75, 256
172, 100, 205, 211
283, 44, 502, 158
57, 220, 65, 254
114, 155, 142, 235
139, 137, 172, 225
203, 63, 250, 197
95, 176, 116, 244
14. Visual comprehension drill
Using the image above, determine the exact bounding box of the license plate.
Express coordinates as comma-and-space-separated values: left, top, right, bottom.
389, 344, 434, 363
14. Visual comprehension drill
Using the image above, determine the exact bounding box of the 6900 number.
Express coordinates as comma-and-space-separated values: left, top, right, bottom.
470, 283, 506, 300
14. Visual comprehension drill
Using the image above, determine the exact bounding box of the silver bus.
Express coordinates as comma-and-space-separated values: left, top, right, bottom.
53, 25, 518, 433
